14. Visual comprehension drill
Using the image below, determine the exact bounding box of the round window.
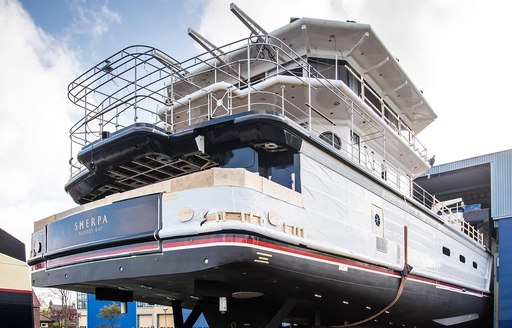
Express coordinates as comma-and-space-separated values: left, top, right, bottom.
319, 131, 341, 150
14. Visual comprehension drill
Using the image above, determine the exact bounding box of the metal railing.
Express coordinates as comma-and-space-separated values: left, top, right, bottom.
413, 184, 484, 245
66, 36, 483, 246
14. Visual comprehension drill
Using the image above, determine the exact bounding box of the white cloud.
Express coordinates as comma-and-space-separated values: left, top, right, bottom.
68, 1, 122, 40
0, 0, 79, 248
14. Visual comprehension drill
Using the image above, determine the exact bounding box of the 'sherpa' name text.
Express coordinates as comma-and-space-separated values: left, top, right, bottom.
74, 215, 108, 235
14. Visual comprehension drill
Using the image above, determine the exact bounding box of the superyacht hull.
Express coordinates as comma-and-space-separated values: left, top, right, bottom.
30, 113, 492, 327
32, 232, 490, 327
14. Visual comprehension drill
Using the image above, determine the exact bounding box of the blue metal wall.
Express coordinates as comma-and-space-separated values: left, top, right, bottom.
85, 295, 209, 327
87, 294, 137, 328
498, 218, 512, 328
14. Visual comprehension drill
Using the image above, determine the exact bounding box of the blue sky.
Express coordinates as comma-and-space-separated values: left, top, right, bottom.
1, 0, 512, 252
20, 0, 202, 64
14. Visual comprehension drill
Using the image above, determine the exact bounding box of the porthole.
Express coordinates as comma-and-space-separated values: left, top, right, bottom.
442, 246, 450, 256
374, 213, 381, 227
319, 131, 342, 150
459, 255, 466, 263
473, 261, 478, 269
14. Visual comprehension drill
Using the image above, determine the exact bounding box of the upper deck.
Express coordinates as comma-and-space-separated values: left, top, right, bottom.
64, 16, 482, 245
68, 20, 434, 175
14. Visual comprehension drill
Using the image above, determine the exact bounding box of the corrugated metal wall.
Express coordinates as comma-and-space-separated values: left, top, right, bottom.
427, 149, 512, 219
491, 150, 512, 219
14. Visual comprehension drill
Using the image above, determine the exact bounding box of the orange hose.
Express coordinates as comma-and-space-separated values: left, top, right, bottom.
330, 226, 411, 327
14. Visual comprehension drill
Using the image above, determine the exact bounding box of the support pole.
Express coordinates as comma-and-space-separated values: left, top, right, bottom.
264, 298, 297, 328
183, 304, 202, 328
172, 300, 184, 328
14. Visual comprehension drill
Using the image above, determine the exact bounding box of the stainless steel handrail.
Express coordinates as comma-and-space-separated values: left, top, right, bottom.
65, 38, 483, 246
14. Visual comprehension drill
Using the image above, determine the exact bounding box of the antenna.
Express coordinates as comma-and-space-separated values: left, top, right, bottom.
152, 49, 188, 76
187, 28, 226, 59
229, 3, 275, 61
230, 3, 268, 38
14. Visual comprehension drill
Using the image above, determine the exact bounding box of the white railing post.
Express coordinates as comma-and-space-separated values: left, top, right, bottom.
169, 73, 174, 128
134, 57, 138, 122
281, 86, 285, 115
308, 67, 312, 132
335, 55, 338, 80
247, 40, 251, 112
188, 97, 192, 126
361, 76, 365, 100
208, 93, 212, 120
228, 88, 233, 115
214, 61, 217, 83
170, 103, 174, 131
350, 102, 354, 160
276, 49, 279, 75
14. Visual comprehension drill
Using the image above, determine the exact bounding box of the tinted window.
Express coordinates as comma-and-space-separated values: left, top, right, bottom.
309, 58, 336, 79
348, 71, 361, 95
259, 152, 301, 192
442, 247, 450, 256
214, 147, 258, 173
214, 147, 301, 192
459, 255, 466, 263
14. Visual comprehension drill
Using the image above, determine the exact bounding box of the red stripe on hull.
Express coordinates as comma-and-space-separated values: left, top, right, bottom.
0, 288, 32, 294
162, 236, 490, 297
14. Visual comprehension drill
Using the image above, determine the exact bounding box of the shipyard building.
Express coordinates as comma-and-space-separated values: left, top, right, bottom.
416, 148, 512, 328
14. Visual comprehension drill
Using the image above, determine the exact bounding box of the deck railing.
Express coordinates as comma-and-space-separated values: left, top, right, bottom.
66, 37, 483, 246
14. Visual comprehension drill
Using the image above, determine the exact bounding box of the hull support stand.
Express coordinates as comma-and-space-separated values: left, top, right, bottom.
265, 298, 297, 328
172, 300, 184, 328
172, 301, 202, 328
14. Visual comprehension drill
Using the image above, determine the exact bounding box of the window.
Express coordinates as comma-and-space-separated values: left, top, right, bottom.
259, 152, 301, 192
351, 131, 360, 162
384, 105, 399, 129
473, 261, 478, 269
76, 292, 87, 310
459, 255, 466, 263
215, 147, 259, 172
137, 302, 153, 307
319, 131, 341, 150
363, 83, 381, 115
442, 246, 450, 256
308, 58, 336, 79
213, 146, 301, 192
307, 57, 361, 95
